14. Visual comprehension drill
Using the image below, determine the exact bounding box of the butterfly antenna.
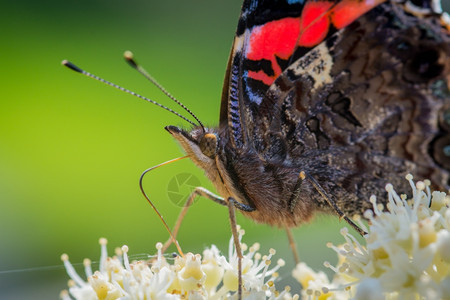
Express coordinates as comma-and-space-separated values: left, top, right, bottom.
123, 51, 206, 133
61, 60, 198, 127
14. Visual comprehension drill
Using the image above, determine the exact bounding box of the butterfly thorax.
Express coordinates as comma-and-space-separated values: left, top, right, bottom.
167, 125, 339, 227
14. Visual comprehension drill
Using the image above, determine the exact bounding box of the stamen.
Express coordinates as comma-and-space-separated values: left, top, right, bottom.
60, 254, 86, 287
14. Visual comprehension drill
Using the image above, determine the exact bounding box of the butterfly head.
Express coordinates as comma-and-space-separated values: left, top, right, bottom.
165, 125, 219, 164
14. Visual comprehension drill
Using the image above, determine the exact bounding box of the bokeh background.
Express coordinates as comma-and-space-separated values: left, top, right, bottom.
1, 1, 449, 299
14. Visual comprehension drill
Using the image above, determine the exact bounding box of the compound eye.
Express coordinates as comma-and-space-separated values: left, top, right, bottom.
199, 133, 218, 159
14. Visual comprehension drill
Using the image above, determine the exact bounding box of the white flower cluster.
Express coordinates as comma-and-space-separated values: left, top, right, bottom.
60, 175, 449, 299
293, 175, 450, 300
60, 228, 297, 300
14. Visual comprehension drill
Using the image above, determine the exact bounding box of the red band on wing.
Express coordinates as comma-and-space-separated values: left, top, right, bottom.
332, 0, 386, 28
245, 0, 386, 86
247, 70, 276, 86
247, 17, 301, 80
298, 1, 333, 47
247, 17, 300, 61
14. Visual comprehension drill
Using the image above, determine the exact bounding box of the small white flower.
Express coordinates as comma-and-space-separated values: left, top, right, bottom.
292, 262, 334, 299
177, 252, 206, 293
214, 227, 293, 299
202, 245, 225, 294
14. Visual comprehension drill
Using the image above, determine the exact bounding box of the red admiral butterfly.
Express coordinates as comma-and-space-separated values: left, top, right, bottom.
64, 0, 450, 297
164, 0, 450, 294
165, 0, 449, 238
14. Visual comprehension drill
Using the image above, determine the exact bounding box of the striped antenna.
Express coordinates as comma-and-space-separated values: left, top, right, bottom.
124, 51, 205, 133
61, 60, 199, 127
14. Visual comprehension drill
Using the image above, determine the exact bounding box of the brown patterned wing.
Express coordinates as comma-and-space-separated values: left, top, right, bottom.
257, 1, 450, 213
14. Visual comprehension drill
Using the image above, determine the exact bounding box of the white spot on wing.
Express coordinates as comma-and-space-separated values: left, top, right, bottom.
233, 29, 251, 55
291, 42, 333, 90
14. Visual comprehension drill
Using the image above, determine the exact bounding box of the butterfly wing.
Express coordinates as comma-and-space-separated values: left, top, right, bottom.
215, 0, 449, 224
261, 0, 450, 206
219, 0, 385, 149
209, 0, 449, 227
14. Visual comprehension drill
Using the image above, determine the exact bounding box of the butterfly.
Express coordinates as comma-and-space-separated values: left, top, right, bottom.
63, 0, 450, 297
167, 0, 449, 232
160, 0, 450, 295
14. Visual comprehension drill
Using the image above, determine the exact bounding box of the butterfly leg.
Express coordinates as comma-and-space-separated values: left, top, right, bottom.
227, 197, 255, 300
285, 227, 300, 265
285, 173, 304, 265
162, 187, 227, 253
300, 171, 367, 236
162, 185, 253, 299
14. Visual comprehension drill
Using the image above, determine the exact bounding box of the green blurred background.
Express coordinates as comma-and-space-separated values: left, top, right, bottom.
1, 1, 448, 299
